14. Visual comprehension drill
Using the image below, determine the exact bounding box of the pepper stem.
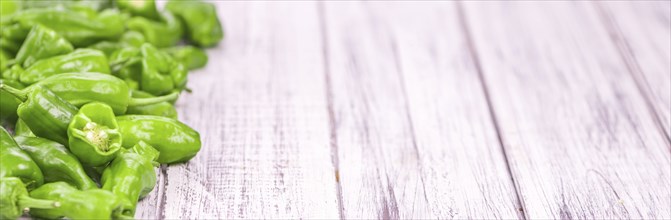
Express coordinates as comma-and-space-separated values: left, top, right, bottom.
0, 83, 28, 102
127, 91, 179, 107
17, 195, 61, 210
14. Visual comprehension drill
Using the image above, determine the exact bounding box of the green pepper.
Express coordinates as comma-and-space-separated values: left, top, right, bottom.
0, 79, 24, 122
126, 90, 178, 119
127, 11, 183, 48
0, 177, 60, 220
89, 31, 146, 57
6, 8, 124, 47
166, 0, 223, 47
109, 46, 142, 89
26, 72, 179, 115
0, 0, 19, 18
1, 64, 22, 81
110, 43, 187, 95
20, 0, 111, 11
29, 182, 131, 219
14, 119, 35, 137
18, 49, 111, 85
14, 136, 98, 190
14, 25, 74, 68
68, 102, 122, 166
0, 38, 21, 58
163, 45, 208, 70
0, 49, 11, 73
0, 127, 44, 190
101, 141, 159, 215
0, 84, 78, 145
117, 115, 201, 164
116, 0, 160, 20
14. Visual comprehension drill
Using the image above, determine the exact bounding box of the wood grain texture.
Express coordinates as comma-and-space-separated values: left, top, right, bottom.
461, 1, 671, 219
597, 1, 671, 139
321, 2, 521, 218
154, 2, 340, 218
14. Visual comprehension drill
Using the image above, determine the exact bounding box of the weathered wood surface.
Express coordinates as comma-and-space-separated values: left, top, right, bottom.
132, 1, 671, 219
462, 1, 671, 219
321, 1, 520, 219
597, 1, 671, 138
138, 1, 340, 219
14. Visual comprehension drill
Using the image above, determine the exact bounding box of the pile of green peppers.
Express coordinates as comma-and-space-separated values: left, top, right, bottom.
0, 0, 222, 219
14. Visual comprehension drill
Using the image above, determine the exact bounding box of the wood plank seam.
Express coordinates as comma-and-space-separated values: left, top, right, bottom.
455, 2, 528, 219
387, 33, 434, 215
593, 2, 671, 148
317, 2, 346, 219
156, 165, 168, 219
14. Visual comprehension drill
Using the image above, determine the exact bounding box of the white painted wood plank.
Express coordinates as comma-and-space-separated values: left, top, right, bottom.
462, 2, 671, 219
156, 2, 339, 218
322, 2, 520, 218
598, 1, 671, 138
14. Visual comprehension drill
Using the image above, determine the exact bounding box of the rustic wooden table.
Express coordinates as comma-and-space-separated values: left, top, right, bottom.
135, 1, 670, 219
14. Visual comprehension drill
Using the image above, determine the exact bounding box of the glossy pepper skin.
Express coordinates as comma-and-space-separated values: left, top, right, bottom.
127, 11, 183, 48
68, 102, 122, 166
14, 136, 97, 190
0, 84, 78, 145
18, 49, 111, 85
0, 79, 24, 122
1, 65, 22, 81
89, 31, 146, 57
0, 177, 60, 220
126, 90, 178, 119
117, 115, 201, 164
163, 45, 208, 70
28, 72, 179, 115
111, 43, 187, 95
29, 182, 131, 220
5, 8, 124, 47
116, 0, 160, 20
101, 141, 159, 215
166, 0, 223, 47
0, 127, 44, 190
14, 25, 74, 68
14, 119, 35, 137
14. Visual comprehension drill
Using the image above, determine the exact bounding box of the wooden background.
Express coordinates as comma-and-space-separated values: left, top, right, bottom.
136, 1, 671, 219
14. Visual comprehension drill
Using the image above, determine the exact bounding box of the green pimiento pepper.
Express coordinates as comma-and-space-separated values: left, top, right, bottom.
18, 49, 111, 85
0, 127, 44, 190
127, 11, 183, 48
68, 102, 122, 166
166, 0, 223, 47
101, 141, 159, 215
0, 38, 21, 57
111, 43, 187, 95
0, 50, 11, 73
126, 90, 178, 119
1, 65, 22, 81
117, 115, 201, 164
0, 84, 78, 145
0, 0, 19, 19
14, 136, 97, 190
27, 72, 179, 114
14, 25, 74, 68
163, 45, 208, 70
116, 0, 160, 20
0, 177, 60, 220
89, 31, 146, 57
15, 119, 35, 137
0, 79, 24, 122
29, 182, 131, 219
5, 8, 124, 47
